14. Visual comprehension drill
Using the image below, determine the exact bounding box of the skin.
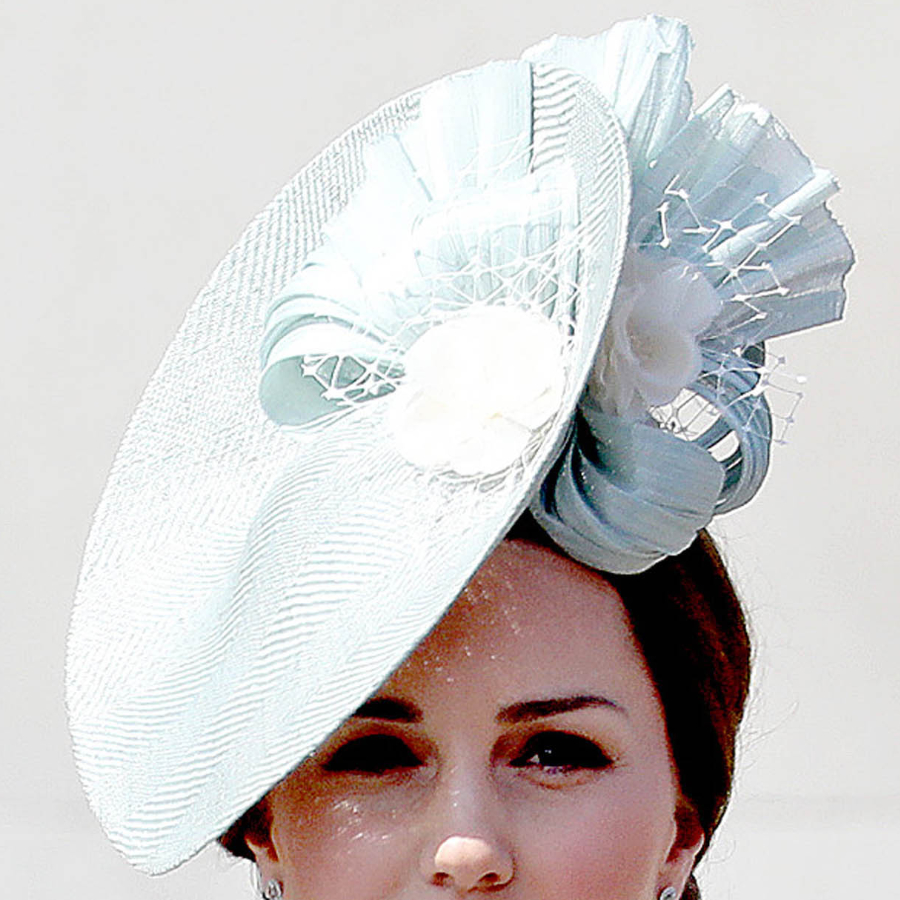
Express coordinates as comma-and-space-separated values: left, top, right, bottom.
247, 540, 704, 898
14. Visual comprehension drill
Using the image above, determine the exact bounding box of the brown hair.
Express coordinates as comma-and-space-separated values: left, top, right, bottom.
222, 519, 752, 899
508, 516, 752, 898
220, 798, 271, 862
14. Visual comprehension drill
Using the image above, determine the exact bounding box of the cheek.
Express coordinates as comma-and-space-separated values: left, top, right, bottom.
273, 788, 422, 900
513, 782, 675, 900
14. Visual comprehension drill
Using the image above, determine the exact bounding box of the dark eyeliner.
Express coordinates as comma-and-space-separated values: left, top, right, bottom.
323, 733, 421, 774
512, 731, 613, 771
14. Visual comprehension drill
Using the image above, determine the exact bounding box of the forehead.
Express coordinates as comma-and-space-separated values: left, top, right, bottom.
385, 540, 661, 716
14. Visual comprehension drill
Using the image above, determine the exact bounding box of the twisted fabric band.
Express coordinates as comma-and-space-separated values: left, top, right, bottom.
531, 393, 725, 573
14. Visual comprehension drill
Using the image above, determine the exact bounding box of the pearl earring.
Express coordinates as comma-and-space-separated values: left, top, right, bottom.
659, 888, 678, 900
262, 879, 283, 900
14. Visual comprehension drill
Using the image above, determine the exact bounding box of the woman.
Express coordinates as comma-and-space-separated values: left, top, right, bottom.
66, 15, 851, 899
220, 526, 749, 900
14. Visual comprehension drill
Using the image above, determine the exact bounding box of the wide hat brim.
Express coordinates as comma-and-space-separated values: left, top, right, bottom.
66, 59, 630, 873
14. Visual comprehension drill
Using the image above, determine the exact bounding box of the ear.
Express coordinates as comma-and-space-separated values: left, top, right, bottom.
241, 801, 284, 888
658, 798, 706, 898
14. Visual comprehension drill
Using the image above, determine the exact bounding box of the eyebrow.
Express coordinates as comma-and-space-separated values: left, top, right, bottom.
353, 694, 624, 724
352, 697, 422, 722
496, 694, 625, 723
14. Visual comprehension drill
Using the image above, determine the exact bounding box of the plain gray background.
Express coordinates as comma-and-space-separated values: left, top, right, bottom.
3, 1, 897, 897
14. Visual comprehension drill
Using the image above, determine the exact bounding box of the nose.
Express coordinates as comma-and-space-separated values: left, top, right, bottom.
419, 755, 515, 892
429, 834, 514, 892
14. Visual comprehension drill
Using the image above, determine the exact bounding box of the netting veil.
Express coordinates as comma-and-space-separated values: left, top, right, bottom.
66, 15, 852, 875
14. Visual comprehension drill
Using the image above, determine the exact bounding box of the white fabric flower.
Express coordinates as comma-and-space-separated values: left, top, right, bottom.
589, 250, 722, 418
389, 305, 565, 475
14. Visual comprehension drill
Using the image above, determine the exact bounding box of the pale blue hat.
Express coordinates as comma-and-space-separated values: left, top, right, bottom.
67, 15, 852, 875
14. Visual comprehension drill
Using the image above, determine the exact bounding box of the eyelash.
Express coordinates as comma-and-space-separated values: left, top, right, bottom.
323, 734, 421, 774
510, 732, 613, 774
323, 731, 612, 776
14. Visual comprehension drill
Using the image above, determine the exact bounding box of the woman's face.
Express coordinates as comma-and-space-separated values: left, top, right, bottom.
248, 540, 703, 899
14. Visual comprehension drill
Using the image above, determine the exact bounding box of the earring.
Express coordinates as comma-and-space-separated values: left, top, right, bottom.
659, 888, 678, 900
262, 880, 283, 900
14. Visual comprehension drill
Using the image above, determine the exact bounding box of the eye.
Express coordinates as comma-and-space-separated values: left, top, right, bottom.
511, 732, 612, 774
323, 734, 422, 774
